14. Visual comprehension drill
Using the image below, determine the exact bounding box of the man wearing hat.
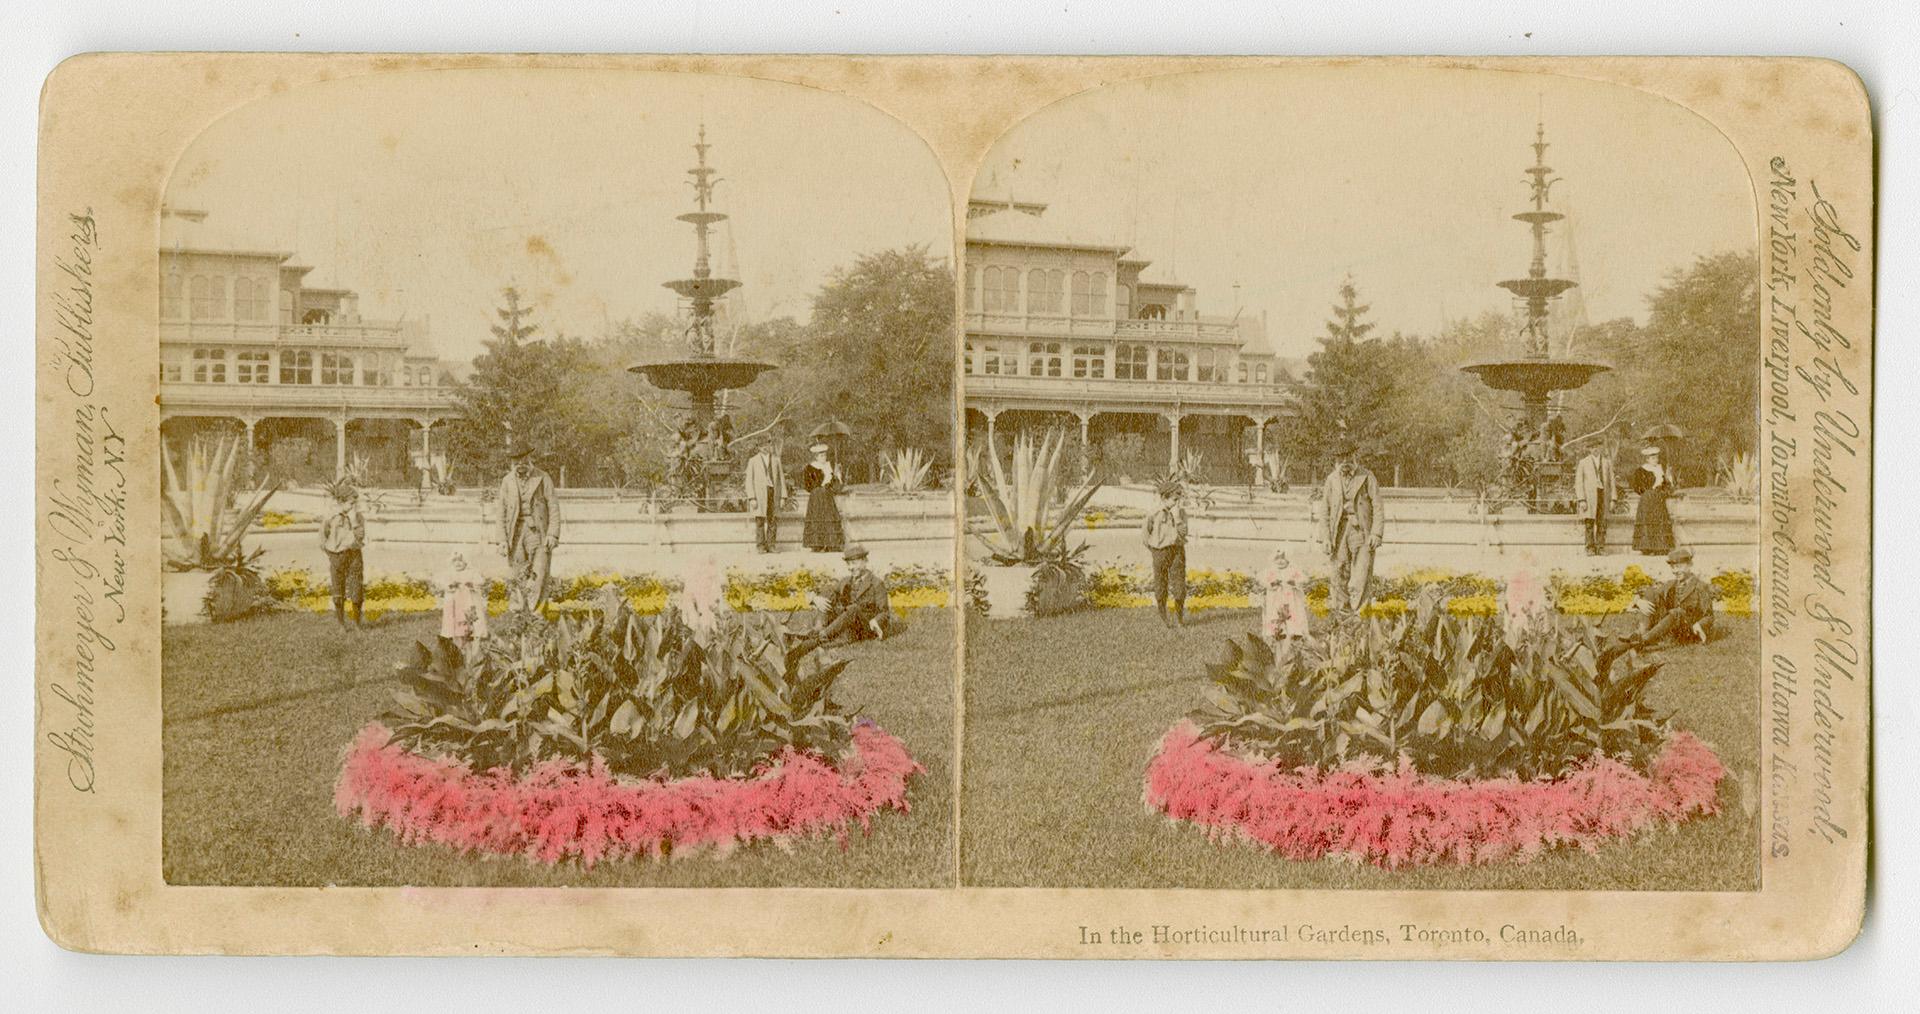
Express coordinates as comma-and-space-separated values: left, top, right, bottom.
791, 543, 891, 659
743, 434, 787, 553
1574, 437, 1618, 555
1143, 477, 1190, 627
319, 478, 367, 628
498, 439, 562, 612
1319, 438, 1384, 612
1628, 546, 1715, 647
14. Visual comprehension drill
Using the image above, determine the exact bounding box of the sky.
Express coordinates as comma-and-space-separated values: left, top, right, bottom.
973, 66, 1758, 360
163, 69, 953, 362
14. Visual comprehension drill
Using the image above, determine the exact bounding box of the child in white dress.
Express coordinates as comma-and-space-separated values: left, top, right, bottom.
439, 548, 490, 650
1259, 545, 1311, 646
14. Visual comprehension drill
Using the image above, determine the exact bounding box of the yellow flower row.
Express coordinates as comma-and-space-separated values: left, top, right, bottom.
291, 586, 948, 622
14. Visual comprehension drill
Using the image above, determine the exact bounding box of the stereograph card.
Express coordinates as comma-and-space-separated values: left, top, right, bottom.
34, 54, 1871, 958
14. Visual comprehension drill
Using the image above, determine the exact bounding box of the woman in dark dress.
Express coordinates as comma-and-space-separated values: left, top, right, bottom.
1630, 445, 1675, 555
801, 442, 845, 553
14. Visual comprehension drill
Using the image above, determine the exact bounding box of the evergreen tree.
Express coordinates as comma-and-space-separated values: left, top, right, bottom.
491, 286, 540, 343
1326, 274, 1376, 343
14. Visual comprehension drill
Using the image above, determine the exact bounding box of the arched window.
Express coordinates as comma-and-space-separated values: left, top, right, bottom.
1089, 272, 1107, 316
235, 277, 270, 321
1071, 271, 1091, 316
1255, 363, 1269, 384
1115, 343, 1149, 380
279, 350, 313, 385
1027, 342, 1062, 377
1117, 283, 1132, 316
161, 273, 184, 319
190, 275, 227, 320
1072, 345, 1106, 379
1237, 362, 1249, 383
965, 265, 980, 312
983, 266, 1019, 313
1139, 303, 1168, 321
1156, 349, 1190, 381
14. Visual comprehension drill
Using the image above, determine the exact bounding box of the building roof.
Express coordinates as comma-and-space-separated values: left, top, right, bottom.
159, 207, 296, 261
967, 207, 1132, 254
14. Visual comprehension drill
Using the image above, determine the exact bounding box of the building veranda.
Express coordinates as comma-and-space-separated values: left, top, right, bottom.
962, 196, 1297, 484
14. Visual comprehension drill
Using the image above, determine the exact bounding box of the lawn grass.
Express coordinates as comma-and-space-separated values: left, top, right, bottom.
164, 608, 955, 887
961, 608, 1761, 890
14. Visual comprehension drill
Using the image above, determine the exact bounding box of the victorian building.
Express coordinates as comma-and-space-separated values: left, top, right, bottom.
157, 208, 461, 484
962, 196, 1296, 480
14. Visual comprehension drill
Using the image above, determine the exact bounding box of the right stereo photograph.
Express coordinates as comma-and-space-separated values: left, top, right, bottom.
960, 65, 1762, 890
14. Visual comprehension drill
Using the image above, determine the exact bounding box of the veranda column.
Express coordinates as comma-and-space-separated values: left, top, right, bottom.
1077, 412, 1091, 449
984, 409, 998, 449
334, 417, 348, 478
1165, 412, 1183, 473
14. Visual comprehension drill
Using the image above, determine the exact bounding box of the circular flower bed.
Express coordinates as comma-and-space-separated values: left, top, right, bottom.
1144, 720, 1724, 867
336, 720, 922, 865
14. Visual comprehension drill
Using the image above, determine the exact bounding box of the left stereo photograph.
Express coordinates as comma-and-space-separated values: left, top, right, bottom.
155, 68, 960, 888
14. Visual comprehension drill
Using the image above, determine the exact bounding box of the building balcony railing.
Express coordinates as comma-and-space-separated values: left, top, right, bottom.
159, 319, 411, 348
159, 380, 459, 419
965, 372, 1292, 414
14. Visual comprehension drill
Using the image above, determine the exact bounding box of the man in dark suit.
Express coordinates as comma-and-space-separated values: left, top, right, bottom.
1319, 439, 1384, 612
1629, 546, 1715, 647
788, 543, 892, 663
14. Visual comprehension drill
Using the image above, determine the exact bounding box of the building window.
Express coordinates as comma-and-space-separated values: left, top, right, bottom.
280, 350, 314, 385
280, 290, 296, 324
1070, 271, 1110, 317
234, 277, 270, 322
234, 350, 270, 384
366, 355, 394, 387
160, 356, 184, 383
983, 266, 1019, 313
1072, 345, 1106, 379
1117, 283, 1132, 317
1027, 342, 1062, 377
190, 275, 227, 320
963, 341, 974, 374
1027, 269, 1064, 315
418, 367, 434, 387
1157, 348, 1190, 381
1237, 361, 1249, 383
191, 348, 226, 383
981, 342, 1010, 376
1196, 348, 1219, 383
965, 266, 980, 312
1115, 343, 1148, 380
161, 273, 184, 319
321, 352, 357, 385
1255, 363, 1269, 384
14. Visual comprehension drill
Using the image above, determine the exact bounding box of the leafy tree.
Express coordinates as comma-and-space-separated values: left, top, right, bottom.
785, 244, 954, 480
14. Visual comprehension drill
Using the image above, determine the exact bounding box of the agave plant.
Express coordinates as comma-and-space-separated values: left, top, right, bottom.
883, 446, 934, 494
1718, 451, 1759, 501
969, 427, 1103, 565
161, 433, 279, 571
1191, 604, 1671, 781
384, 589, 855, 780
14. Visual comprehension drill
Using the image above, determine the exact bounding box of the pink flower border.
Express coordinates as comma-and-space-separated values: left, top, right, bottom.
1144, 720, 1725, 868
334, 722, 923, 865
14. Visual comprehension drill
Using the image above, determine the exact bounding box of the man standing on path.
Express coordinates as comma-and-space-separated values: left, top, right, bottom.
1574, 438, 1617, 555
498, 440, 562, 613
1319, 439, 1384, 613
744, 435, 787, 553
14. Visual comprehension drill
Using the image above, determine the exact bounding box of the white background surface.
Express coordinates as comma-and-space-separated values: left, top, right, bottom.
6, 2, 1915, 1008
